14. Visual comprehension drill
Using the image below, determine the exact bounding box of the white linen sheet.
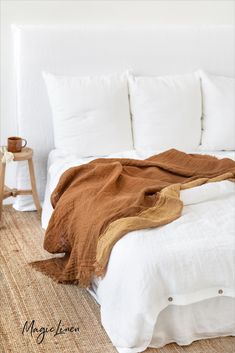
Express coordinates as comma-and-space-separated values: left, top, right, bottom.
42, 149, 235, 353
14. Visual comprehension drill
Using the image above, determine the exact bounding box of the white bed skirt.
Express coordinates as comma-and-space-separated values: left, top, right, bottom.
89, 285, 235, 352
150, 296, 235, 348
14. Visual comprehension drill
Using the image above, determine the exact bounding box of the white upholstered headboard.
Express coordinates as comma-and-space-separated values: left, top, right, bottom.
13, 25, 235, 208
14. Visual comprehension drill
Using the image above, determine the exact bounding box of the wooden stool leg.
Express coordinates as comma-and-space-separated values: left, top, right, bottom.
28, 158, 42, 216
0, 162, 6, 221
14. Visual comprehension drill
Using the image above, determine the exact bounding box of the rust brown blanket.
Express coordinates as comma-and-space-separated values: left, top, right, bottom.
31, 149, 235, 286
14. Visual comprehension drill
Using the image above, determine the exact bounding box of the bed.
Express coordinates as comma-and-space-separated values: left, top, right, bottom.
12, 25, 235, 353
40, 148, 235, 353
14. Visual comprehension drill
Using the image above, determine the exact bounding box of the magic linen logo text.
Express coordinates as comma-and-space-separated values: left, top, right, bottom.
22, 320, 80, 344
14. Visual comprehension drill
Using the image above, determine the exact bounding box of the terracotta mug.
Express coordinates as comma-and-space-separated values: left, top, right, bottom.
7, 137, 27, 153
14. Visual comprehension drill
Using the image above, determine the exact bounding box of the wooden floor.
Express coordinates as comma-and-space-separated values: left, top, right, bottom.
0, 205, 234, 353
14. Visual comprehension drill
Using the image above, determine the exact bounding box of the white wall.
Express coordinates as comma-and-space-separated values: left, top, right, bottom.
0, 0, 234, 196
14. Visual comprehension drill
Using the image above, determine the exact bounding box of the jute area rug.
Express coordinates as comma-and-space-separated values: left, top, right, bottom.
0, 206, 234, 353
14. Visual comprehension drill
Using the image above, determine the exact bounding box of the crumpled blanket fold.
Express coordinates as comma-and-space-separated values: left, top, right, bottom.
31, 149, 235, 286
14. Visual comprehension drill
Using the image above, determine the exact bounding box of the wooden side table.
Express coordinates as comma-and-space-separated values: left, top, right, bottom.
0, 147, 42, 220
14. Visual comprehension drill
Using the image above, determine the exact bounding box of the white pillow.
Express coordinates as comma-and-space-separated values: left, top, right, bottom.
128, 73, 202, 151
198, 70, 235, 150
43, 72, 133, 156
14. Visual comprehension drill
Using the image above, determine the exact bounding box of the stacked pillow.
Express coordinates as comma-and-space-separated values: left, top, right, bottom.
128, 73, 201, 151
43, 72, 133, 156
197, 70, 235, 150
43, 70, 234, 157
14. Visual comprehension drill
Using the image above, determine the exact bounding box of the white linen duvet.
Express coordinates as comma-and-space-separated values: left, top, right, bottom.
42, 149, 235, 353
95, 180, 235, 353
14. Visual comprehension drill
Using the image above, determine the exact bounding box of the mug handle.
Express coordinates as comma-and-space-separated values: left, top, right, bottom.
22, 139, 27, 148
